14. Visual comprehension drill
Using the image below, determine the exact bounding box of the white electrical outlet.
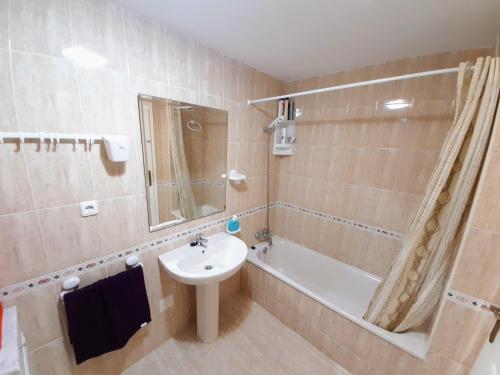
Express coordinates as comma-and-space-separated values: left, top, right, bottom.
79, 201, 99, 217
159, 295, 174, 313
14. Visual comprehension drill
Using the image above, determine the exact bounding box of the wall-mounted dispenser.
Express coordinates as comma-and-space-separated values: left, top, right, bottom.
102, 135, 130, 162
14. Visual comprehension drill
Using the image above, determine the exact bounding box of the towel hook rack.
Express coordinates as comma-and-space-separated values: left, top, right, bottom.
0, 131, 130, 162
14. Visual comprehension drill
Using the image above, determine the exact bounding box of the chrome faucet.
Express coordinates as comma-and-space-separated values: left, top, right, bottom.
195, 233, 208, 248
255, 228, 272, 246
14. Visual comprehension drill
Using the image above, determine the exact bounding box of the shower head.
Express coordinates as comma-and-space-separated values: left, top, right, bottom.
263, 115, 286, 133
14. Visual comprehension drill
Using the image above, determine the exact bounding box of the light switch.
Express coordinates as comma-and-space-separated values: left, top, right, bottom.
79, 201, 99, 217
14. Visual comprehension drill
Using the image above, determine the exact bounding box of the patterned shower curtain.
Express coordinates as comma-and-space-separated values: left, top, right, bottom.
167, 105, 197, 220
364, 57, 500, 332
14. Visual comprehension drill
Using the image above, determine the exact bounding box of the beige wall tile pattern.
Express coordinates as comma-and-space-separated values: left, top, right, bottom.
0, 0, 282, 289
0, 0, 282, 372
0, 0, 496, 373
70, 0, 127, 73
10, 0, 70, 56
449, 111, 500, 308
0, 50, 17, 131
0, 0, 8, 49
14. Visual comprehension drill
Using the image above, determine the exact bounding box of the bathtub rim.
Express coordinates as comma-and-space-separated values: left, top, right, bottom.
246, 240, 430, 360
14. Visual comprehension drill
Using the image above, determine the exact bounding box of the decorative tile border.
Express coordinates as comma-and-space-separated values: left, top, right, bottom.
273, 202, 496, 315
192, 178, 226, 188
5, 194, 490, 316
446, 288, 493, 315
1, 199, 494, 320
275, 201, 404, 240
0, 203, 269, 301
158, 178, 225, 188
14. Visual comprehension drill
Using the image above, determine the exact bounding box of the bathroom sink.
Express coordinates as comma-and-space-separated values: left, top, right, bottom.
158, 232, 247, 343
158, 232, 247, 285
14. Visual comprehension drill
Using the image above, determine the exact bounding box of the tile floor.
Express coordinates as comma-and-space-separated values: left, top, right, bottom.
124, 294, 350, 375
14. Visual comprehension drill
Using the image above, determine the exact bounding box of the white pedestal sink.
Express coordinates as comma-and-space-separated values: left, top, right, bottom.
158, 232, 248, 343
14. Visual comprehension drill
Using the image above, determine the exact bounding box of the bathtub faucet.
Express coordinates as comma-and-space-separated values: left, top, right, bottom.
255, 228, 273, 246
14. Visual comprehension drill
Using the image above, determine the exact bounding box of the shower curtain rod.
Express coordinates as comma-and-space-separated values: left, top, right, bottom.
247, 66, 464, 105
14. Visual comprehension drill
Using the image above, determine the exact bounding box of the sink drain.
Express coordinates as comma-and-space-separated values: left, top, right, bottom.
204, 265, 213, 270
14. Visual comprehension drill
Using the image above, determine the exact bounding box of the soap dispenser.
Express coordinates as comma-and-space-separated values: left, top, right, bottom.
226, 215, 241, 234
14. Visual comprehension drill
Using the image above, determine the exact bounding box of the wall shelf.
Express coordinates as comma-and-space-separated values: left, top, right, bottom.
273, 120, 295, 156
222, 169, 247, 184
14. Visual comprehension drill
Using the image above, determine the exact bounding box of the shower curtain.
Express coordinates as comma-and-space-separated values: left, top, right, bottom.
364, 57, 500, 332
167, 105, 197, 220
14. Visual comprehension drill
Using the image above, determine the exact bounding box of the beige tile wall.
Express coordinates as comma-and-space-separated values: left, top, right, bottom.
0, 0, 282, 372
273, 48, 490, 278
449, 106, 500, 308
1, 1, 496, 374
0, 1, 283, 284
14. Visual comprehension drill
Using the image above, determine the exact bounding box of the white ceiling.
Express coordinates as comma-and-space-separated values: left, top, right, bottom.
112, 0, 500, 82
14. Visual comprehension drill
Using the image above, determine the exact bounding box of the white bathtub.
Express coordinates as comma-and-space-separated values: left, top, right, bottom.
247, 235, 429, 359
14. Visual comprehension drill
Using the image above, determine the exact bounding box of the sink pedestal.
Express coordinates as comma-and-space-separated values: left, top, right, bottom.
158, 232, 248, 343
196, 282, 219, 343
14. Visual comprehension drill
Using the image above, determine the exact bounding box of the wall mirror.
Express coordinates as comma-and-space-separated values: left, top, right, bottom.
138, 94, 228, 231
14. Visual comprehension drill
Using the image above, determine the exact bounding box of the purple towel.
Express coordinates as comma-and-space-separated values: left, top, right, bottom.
63, 280, 116, 364
63, 266, 152, 364
101, 266, 152, 347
